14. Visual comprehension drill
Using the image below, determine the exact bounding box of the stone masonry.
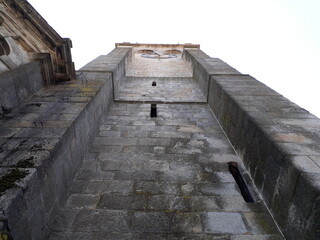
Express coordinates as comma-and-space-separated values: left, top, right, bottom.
2, 41, 320, 239
48, 44, 284, 239
116, 77, 206, 103
1, 2, 318, 237
0, 72, 113, 240
49, 103, 283, 239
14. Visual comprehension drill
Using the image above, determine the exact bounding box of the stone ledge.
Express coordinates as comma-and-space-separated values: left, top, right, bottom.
208, 74, 320, 239
0, 73, 113, 240
79, 47, 132, 100
183, 49, 241, 101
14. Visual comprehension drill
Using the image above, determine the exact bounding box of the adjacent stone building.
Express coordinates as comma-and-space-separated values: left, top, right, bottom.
0, 0, 75, 115
0, 1, 320, 240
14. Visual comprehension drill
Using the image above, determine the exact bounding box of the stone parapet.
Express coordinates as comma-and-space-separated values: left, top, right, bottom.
0, 72, 113, 239
80, 47, 132, 99
208, 74, 320, 239
183, 49, 240, 100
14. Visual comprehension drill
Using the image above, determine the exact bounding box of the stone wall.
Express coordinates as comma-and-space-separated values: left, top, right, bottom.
2, 43, 320, 239
0, 61, 43, 115
0, 72, 114, 239
183, 49, 240, 101
184, 48, 320, 239
80, 47, 132, 99
208, 74, 320, 239
0, 0, 75, 83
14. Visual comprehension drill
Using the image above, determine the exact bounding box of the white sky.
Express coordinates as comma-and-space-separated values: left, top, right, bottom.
28, 0, 320, 118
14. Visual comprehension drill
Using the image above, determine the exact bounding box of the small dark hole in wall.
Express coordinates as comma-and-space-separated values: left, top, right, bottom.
27, 103, 42, 107
150, 104, 157, 118
152, 81, 156, 86
227, 161, 254, 202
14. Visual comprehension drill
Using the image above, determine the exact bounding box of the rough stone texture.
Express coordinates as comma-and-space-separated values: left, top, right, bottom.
0, 62, 43, 114
116, 77, 206, 102
183, 49, 240, 100
49, 103, 282, 239
204, 212, 247, 234
126, 52, 192, 78
0, 0, 75, 84
79, 47, 131, 99
208, 73, 320, 239
6, 42, 320, 239
0, 72, 113, 240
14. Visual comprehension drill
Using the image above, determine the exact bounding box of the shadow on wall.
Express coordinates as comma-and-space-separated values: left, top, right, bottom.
0, 35, 10, 56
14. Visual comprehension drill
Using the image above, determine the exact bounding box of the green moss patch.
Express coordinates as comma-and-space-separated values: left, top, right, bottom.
0, 168, 29, 196
15, 157, 35, 168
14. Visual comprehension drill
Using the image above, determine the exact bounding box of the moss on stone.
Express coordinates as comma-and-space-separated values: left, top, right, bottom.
15, 157, 34, 168
0, 168, 29, 196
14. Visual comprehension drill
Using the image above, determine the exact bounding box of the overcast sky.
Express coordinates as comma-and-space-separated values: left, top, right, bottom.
28, 0, 320, 118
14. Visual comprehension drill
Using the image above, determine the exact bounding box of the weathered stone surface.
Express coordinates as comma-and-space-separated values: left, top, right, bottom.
231, 236, 284, 240
65, 194, 100, 209
208, 72, 320, 239
72, 209, 130, 232
171, 212, 202, 233
135, 181, 180, 195
130, 211, 170, 233
48, 102, 282, 239
2, 42, 293, 240
80, 48, 131, 97
203, 212, 248, 234
98, 194, 146, 210
116, 77, 206, 103
243, 212, 281, 235
126, 45, 193, 78
183, 49, 241, 99
0, 74, 113, 240
84, 180, 134, 195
